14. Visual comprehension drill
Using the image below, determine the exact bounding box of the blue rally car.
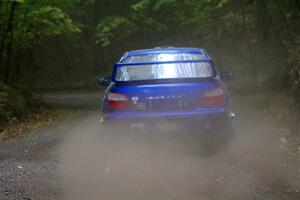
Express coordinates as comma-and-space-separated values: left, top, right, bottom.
98, 47, 235, 136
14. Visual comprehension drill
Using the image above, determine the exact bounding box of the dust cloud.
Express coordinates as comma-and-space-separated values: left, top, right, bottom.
56, 106, 300, 200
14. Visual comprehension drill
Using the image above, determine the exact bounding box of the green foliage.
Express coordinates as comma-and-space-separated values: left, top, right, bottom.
96, 16, 136, 47
28, 6, 80, 35
95, 0, 225, 47
95, 11, 166, 47
216, 0, 230, 8
13, 0, 25, 3
0, 0, 82, 84
0, 81, 29, 125
132, 0, 150, 11
94, 0, 300, 106
1, 0, 300, 96
153, 0, 177, 10
1, 0, 81, 49
13, 5, 81, 48
0, 82, 28, 109
28, 3, 79, 42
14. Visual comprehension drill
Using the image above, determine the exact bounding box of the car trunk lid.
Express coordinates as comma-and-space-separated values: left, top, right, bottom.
110, 81, 221, 112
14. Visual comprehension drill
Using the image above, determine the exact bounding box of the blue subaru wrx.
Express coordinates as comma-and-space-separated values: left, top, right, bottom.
98, 47, 235, 136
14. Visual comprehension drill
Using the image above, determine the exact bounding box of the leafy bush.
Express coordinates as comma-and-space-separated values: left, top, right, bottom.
0, 82, 33, 128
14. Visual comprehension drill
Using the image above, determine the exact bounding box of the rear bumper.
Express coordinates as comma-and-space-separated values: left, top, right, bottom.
102, 108, 234, 131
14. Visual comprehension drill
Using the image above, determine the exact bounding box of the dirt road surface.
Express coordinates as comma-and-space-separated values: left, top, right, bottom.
1, 93, 300, 200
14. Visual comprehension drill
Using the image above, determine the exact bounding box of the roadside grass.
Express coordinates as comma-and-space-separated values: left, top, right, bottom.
0, 82, 32, 127
0, 108, 79, 141
265, 93, 300, 153
230, 80, 300, 154
0, 81, 80, 141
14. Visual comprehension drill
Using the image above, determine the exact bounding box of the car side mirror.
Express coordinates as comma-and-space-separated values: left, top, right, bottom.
97, 76, 111, 87
221, 71, 235, 81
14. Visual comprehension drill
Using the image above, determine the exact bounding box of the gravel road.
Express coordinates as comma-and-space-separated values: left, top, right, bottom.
0, 93, 300, 200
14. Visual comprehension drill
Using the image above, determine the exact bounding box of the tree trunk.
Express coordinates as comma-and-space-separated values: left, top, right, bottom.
11, 47, 21, 85
255, 0, 269, 44
294, 0, 300, 12
239, 0, 254, 73
274, 0, 294, 44
2, 1, 18, 84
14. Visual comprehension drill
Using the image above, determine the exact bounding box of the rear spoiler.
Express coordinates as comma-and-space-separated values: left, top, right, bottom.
114, 59, 211, 67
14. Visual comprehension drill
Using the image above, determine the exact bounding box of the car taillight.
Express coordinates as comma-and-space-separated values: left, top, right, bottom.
107, 92, 131, 110
200, 87, 225, 106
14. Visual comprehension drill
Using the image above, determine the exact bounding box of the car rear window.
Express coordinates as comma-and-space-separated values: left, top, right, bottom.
115, 62, 213, 81
124, 53, 204, 63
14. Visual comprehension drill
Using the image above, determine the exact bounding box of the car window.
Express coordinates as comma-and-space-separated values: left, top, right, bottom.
124, 53, 204, 63
115, 62, 213, 81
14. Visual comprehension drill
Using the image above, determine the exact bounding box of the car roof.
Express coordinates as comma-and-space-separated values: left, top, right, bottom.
123, 47, 211, 60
